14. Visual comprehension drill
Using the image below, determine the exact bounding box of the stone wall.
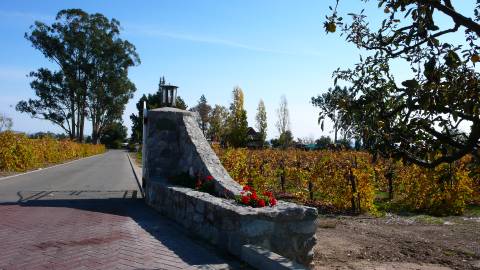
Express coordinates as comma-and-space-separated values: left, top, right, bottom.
143, 107, 317, 267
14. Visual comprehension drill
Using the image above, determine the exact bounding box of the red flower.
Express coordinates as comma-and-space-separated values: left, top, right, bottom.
237, 185, 276, 208
241, 195, 250, 205
258, 199, 266, 207
269, 197, 277, 206
195, 179, 202, 189
205, 175, 214, 181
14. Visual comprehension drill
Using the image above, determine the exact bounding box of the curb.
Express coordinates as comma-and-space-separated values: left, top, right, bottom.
126, 152, 144, 198
0, 152, 106, 181
241, 245, 307, 270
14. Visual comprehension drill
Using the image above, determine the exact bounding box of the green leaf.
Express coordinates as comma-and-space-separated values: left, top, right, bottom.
444, 50, 461, 69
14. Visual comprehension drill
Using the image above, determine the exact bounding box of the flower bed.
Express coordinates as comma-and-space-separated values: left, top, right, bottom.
236, 185, 277, 207
169, 173, 277, 208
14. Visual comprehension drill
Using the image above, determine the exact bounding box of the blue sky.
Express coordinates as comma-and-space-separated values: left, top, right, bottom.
0, 1, 475, 140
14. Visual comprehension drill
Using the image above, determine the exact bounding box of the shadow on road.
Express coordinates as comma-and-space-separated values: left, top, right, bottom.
0, 190, 242, 269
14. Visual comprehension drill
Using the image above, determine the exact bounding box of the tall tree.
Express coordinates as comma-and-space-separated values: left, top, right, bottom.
278, 130, 294, 149
0, 114, 13, 132
100, 121, 128, 149
207, 105, 229, 143
255, 99, 268, 147
320, 0, 480, 167
276, 95, 291, 148
130, 76, 187, 143
312, 86, 354, 144
227, 87, 248, 147
87, 13, 138, 143
17, 9, 139, 142
190, 95, 212, 135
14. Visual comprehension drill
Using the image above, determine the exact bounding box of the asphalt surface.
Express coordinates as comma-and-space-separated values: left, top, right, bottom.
0, 149, 241, 269
0, 150, 140, 203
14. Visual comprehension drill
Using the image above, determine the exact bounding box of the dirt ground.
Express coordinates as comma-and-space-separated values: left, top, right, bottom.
314, 214, 480, 270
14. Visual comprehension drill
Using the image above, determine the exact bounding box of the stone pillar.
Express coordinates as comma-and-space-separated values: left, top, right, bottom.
142, 101, 148, 192
144, 107, 242, 196
172, 88, 177, 107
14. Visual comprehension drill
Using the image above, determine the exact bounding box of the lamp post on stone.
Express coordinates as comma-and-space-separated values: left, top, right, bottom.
160, 84, 178, 107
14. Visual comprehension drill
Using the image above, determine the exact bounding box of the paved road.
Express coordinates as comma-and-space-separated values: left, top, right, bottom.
0, 150, 239, 270
0, 150, 140, 202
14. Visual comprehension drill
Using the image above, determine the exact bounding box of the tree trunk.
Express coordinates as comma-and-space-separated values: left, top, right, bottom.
91, 109, 98, 144
79, 109, 84, 143
70, 105, 75, 140
334, 125, 338, 144
76, 97, 81, 141
387, 170, 394, 200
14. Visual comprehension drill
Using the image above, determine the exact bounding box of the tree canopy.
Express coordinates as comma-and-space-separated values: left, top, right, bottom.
312, 86, 354, 143
226, 87, 248, 147
276, 95, 292, 148
100, 121, 128, 149
315, 0, 480, 167
255, 99, 268, 146
17, 9, 139, 142
0, 114, 13, 132
190, 95, 212, 135
208, 104, 229, 143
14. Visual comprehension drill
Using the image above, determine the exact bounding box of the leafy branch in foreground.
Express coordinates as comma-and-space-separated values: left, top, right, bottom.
315, 0, 480, 167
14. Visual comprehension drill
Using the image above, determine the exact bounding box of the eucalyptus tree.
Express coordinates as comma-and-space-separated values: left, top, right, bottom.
17, 9, 139, 142
0, 114, 13, 132
312, 86, 354, 144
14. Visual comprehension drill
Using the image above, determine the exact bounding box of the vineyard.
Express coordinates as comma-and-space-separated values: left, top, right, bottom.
0, 131, 105, 172
214, 147, 480, 216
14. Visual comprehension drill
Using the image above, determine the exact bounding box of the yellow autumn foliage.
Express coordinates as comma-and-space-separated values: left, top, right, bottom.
216, 148, 377, 213
0, 131, 105, 172
388, 156, 476, 215
214, 147, 479, 215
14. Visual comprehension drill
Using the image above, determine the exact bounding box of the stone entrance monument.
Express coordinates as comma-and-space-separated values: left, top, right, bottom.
142, 86, 318, 268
